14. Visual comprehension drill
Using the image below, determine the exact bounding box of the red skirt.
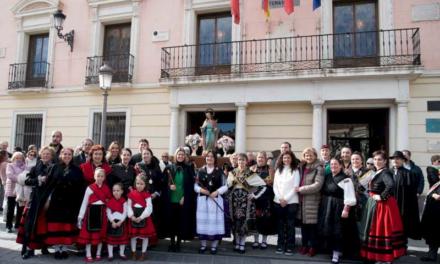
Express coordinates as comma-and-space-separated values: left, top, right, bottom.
45, 222, 78, 246
128, 217, 156, 239
16, 207, 47, 249
106, 221, 129, 245
77, 205, 107, 246
360, 196, 407, 262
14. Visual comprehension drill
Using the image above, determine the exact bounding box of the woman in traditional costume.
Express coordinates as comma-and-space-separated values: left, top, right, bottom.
250, 151, 275, 250
17, 146, 54, 259
163, 147, 196, 252
227, 153, 266, 254
318, 157, 357, 264
195, 150, 227, 254
360, 150, 407, 263
45, 148, 85, 259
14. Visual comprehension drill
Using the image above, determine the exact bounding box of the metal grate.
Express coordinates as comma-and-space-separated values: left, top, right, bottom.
8, 62, 50, 89
15, 114, 43, 150
85, 54, 134, 85
92, 112, 126, 148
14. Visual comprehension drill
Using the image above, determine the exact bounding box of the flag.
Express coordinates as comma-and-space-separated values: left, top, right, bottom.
313, 0, 321, 10
284, 0, 294, 15
263, 0, 270, 18
231, 0, 240, 24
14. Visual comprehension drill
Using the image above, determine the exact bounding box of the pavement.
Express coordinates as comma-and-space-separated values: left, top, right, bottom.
0, 211, 432, 264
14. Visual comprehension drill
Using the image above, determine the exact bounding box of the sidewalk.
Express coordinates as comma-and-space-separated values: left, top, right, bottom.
0, 213, 429, 264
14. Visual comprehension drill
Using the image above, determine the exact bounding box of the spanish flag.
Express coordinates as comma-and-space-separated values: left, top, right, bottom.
231, 0, 240, 24
263, 0, 270, 18
284, 0, 294, 15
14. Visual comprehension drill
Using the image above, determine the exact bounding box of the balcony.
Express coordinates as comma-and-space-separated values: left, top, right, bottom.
85, 53, 134, 85
161, 28, 421, 81
8, 62, 50, 89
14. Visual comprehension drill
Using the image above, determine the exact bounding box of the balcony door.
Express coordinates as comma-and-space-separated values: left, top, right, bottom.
103, 23, 131, 82
197, 13, 232, 75
333, 1, 378, 67
26, 34, 49, 87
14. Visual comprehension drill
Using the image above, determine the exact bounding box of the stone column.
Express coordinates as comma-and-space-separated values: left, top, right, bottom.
169, 104, 180, 153
396, 100, 409, 150
235, 102, 248, 153
312, 100, 324, 151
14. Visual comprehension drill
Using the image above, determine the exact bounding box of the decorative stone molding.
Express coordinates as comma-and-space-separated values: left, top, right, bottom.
10, 0, 60, 90
87, 0, 143, 84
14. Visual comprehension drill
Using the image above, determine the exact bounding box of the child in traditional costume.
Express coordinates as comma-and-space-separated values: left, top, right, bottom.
106, 182, 128, 261
127, 174, 156, 260
77, 168, 111, 262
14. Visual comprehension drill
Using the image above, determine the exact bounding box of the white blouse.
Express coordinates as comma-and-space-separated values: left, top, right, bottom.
106, 201, 128, 222
273, 166, 301, 204
127, 197, 153, 220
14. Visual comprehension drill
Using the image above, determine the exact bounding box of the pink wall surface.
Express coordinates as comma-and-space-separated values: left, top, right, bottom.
393, 0, 440, 70
1, 0, 439, 92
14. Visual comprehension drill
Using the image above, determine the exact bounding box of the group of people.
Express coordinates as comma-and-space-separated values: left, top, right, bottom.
0, 132, 439, 264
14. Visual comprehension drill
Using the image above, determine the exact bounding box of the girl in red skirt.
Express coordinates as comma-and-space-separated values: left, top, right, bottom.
360, 150, 407, 263
106, 183, 128, 261
77, 168, 111, 262
127, 174, 156, 261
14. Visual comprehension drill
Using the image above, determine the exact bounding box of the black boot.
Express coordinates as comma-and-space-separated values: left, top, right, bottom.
22, 249, 35, 259
420, 245, 438, 262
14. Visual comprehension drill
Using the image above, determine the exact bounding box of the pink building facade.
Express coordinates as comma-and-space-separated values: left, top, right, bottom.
0, 0, 439, 182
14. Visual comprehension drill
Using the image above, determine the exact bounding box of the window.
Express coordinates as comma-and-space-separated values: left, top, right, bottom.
92, 112, 127, 147
85, 23, 133, 84
333, 0, 378, 66
27, 34, 49, 87
197, 13, 232, 74
104, 23, 132, 82
15, 114, 43, 150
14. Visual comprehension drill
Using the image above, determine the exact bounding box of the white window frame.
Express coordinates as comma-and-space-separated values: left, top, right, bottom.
87, 0, 141, 85
11, 110, 47, 151
88, 107, 131, 147
10, 0, 61, 89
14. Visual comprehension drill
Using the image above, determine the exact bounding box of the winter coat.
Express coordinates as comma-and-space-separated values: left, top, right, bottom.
5, 162, 26, 197
298, 160, 325, 224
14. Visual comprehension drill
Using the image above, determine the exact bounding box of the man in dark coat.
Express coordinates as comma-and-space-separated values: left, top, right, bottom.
129, 139, 159, 166
49, 130, 63, 163
390, 151, 421, 240
402, 150, 424, 195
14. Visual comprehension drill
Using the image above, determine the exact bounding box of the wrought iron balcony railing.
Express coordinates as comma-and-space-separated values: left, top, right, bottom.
161, 28, 421, 79
8, 62, 50, 89
85, 53, 134, 85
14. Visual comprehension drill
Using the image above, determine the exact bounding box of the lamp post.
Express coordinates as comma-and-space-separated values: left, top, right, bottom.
53, 10, 74, 52
99, 63, 113, 147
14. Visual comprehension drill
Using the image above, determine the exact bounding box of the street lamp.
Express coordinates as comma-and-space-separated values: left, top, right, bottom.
99, 62, 113, 147
53, 10, 74, 52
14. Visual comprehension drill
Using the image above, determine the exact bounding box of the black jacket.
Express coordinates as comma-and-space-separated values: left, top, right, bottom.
368, 168, 395, 201
427, 166, 439, 188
